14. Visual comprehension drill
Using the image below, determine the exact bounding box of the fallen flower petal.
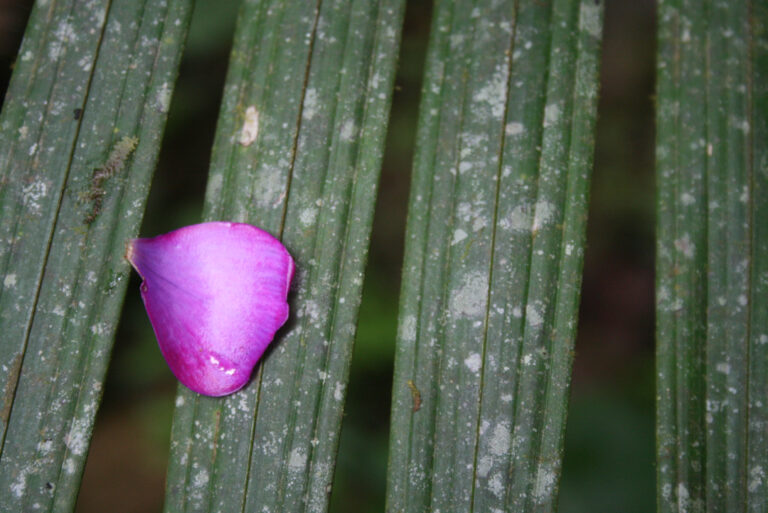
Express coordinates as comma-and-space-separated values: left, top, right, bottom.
126, 222, 294, 396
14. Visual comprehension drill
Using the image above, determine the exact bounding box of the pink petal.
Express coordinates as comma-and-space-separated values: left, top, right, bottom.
126, 222, 294, 396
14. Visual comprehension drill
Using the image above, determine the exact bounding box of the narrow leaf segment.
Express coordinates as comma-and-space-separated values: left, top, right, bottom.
386, 1, 603, 511
0, 0, 192, 509
656, 0, 768, 510
163, 1, 405, 512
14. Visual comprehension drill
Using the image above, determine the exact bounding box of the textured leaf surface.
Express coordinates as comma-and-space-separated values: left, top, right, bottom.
386, 0, 603, 511
163, 0, 404, 511
0, 0, 192, 509
655, 0, 768, 510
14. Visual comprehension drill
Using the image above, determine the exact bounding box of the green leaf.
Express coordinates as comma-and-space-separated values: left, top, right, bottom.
655, 0, 768, 510
0, 0, 192, 509
386, 1, 602, 511
163, 0, 404, 511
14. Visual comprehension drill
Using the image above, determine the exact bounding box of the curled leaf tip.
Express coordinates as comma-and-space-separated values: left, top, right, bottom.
126, 222, 294, 397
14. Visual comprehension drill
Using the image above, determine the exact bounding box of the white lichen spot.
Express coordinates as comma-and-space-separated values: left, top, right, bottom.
237, 394, 249, 413
238, 106, 260, 146
175, 395, 185, 408
715, 362, 731, 374
749, 465, 765, 493
90, 322, 108, 336
501, 393, 513, 402
49, 21, 77, 61
464, 353, 482, 373
489, 423, 510, 456
476, 455, 493, 478
450, 33, 464, 49
299, 206, 318, 227
738, 294, 748, 306
522, 353, 534, 366
11, 470, 27, 498
64, 458, 76, 475
533, 465, 556, 501
457, 201, 483, 225
501, 204, 532, 232
253, 166, 286, 208
544, 103, 560, 127
3, 274, 17, 288
680, 192, 695, 206
304, 300, 321, 323
706, 399, 723, 416
674, 233, 695, 259
579, 2, 601, 38
399, 315, 416, 342
512, 306, 522, 318
289, 448, 307, 471
488, 473, 504, 498
193, 470, 209, 488
340, 120, 357, 141
473, 67, 508, 118
21, 50, 33, 62
505, 121, 524, 136
449, 271, 488, 317
677, 482, 690, 510
333, 381, 344, 401
155, 82, 171, 113
532, 200, 555, 232
28, 143, 37, 156
22, 180, 48, 213
526, 303, 543, 327
565, 243, 574, 256
739, 119, 750, 134
452, 228, 468, 245
78, 55, 92, 72
303, 88, 319, 120
37, 439, 53, 454
65, 418, 89, 455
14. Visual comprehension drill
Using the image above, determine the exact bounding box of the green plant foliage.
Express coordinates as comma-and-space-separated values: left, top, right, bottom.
162, 0, 405, 511
0, 0, 192, 509
655, 0, 768, 510
386, 0, 603, 511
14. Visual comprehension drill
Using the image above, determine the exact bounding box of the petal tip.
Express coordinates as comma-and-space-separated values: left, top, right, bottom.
169, 350, 253, 397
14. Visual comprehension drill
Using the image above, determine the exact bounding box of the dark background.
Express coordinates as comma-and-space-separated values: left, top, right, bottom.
0, 0, 656, 511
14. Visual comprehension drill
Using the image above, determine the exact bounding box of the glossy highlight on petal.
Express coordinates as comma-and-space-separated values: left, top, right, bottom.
126, 222, 294, 396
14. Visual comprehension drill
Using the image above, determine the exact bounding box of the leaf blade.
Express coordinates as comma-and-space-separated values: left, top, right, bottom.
386, 1, 603, 511
655, 0, 768, 510
0, 0, 193, 509
163, 1, 405, 512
